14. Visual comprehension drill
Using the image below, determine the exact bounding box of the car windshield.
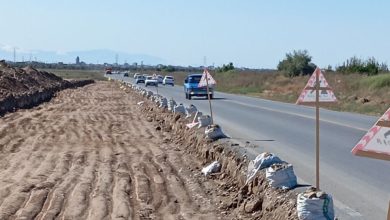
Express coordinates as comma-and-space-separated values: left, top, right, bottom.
166, 76, 173, 80
146, 76, 153, 80
137, 76, 145, 79
188, 75, 201, 83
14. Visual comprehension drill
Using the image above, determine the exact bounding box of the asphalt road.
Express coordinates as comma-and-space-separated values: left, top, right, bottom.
112, 74, 390, 220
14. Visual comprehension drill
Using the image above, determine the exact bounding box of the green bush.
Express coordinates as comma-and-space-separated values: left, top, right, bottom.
217, 62, 234, 72
277, 50, 316, 77
336, 57, 388, 75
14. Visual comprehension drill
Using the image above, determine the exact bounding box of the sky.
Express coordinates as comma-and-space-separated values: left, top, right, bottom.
1, 0, 389, 68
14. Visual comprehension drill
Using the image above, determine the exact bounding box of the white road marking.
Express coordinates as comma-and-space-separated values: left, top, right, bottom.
224, 99, 369, 132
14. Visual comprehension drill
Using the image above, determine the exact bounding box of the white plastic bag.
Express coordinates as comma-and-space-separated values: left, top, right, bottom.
198, 115, 212, 128
246, 152, 283, 184
201, 161, 221, 176
265, 163, 297, 189
205, 124, 226, 140
297, 189, 335, 220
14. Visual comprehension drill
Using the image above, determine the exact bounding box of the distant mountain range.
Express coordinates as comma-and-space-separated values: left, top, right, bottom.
0, 48, 166, 65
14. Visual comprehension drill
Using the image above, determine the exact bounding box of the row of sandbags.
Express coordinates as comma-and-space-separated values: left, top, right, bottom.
120, 80, 334, 219
122, 82, 227, 141
246, 152, 335, 220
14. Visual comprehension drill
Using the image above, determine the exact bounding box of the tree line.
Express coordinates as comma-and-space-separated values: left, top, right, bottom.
277, 50, 389, 77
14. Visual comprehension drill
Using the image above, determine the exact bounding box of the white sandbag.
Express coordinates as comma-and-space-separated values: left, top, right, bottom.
146, 91, 153, 98
193, 111, 202, 122
137, 101, 144, 106
246, 152, 283, 184
187, 111, 202, 123
174, 104, 186, 115
168, 98, 177, 112
198, 115, 212, 128
265, 163, 297, 189
159, 97, 168, 108
186, 111, 202, 129
205, 124, 226, 140
297, 188, 335, 220
185, 104, 198, 118
201, 161, 221, 176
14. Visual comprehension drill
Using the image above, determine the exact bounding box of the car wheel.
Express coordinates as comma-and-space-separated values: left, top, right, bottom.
171, 84, 174, 86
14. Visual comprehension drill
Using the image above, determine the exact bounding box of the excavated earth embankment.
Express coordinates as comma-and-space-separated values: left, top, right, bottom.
0, 79, 299, 219
0, 61, 94, 116
130, 83, 299, 219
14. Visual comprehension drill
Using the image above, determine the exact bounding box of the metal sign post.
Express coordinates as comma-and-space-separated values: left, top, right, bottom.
205, 69, 214, 124
315, 69, 320, 190
296, 67, 337, 190
387, 201, 390, 220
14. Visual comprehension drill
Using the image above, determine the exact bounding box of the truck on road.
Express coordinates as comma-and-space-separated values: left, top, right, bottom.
184, 74, 214, 100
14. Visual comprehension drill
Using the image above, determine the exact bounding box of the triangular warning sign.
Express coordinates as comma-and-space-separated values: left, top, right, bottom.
198, 69, 216, 87
351, 108, 390, 161
296, 67, 337, 105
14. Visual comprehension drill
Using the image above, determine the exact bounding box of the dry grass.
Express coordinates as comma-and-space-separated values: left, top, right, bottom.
156, 70, 389, 116
42, 69, 107, 81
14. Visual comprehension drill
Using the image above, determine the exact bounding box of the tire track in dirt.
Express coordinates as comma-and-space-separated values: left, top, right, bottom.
0, 82, 224, 220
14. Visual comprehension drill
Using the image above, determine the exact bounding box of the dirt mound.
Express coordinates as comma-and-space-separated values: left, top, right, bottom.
0, 60, 94, 115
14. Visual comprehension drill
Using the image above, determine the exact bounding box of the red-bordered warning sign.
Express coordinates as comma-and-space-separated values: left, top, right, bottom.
352, 108, 390, 161
296, 68, 337, 105
198, 69, 216, 88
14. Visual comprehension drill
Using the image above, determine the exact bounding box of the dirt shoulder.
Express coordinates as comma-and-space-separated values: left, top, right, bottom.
0, 81, 299, 220
0, 82, 229, 219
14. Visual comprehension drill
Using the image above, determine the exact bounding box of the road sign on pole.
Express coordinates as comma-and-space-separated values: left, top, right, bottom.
352, 107, 390, 161
296, 67, 337, 190
351, 108, 390, 219
199, 69, 216, 124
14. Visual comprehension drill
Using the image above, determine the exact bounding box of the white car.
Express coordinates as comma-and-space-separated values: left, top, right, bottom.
163, 76, 174, 86
145, 76, 158, 87
133, 73, 140, 78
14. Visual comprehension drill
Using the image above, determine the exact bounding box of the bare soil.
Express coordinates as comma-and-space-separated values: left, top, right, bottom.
0, 80, 298, 220
0, 82, 229, 219
0, 61, 93, 116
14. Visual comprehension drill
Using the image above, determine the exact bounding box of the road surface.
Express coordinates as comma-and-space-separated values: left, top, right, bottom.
113, 74, 390, 220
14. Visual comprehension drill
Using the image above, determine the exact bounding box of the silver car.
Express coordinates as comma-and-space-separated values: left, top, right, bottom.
145, 76, 158, 87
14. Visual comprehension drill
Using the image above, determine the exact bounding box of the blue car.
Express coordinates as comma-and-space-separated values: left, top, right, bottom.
184, 74, 214, 100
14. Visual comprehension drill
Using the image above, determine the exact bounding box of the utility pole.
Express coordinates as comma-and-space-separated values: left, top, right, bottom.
13, 47, 16, 63
115, 54, 119, 66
